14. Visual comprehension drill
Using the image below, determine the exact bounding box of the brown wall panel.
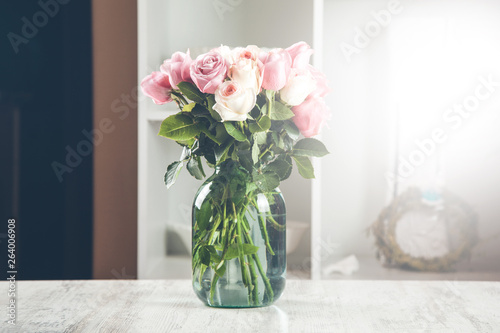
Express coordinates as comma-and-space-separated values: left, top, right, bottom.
92, 0, 138, 279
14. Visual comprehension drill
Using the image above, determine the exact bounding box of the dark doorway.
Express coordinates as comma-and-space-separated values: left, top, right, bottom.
0, 0, 93, 279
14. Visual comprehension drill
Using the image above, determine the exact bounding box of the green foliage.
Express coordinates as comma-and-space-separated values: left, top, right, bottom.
159, 114, 201, 141
195, 199, 212, 231
164, 161, 183, 189
254, 171, 280, 192
292, 156, 315, 179
187, 156, 205, 180
158, 85, 329, 188
284, 120, 300, 140
268, 101, 295, 120
182, 102, 197, 112
293, 138, 330, 157
249, 115, 271, 133
264, 158, 292, 181
251, 141, 260, 165
223, 122, 247, 142
177, 82, 206, 104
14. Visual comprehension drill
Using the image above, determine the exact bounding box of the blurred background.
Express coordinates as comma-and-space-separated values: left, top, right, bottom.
1, 0, 499, 281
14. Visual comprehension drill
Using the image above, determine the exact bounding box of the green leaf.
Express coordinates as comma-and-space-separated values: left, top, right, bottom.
223, 122, 247, 142
246, 182, 258, 194
272, 132, 285, 150
196, 199, 212, 231
251, 141, 259, 165
249, 115, 271, 133
207, 95, 222, 122
293, 138, 330, 157
284, 120, 300, 140
292, 156, 315, 179
187, 156, 205, 180
206, 245, 218, 256
236, 140, 251, 150
215, 261, 226, 277
164, 161, 183, 189
177, 138, 196, 147
177, 82, 205, 104
254, 132, 267, 145
159, 114, 201, 141
264, 159, 292, 181
199, 246, 211, 266
254, 171, 280, 192
199, 124, 223, 145
206, 245, 221, 265
223, 243, 258, 260
215, 123, 229, 143
224, 244, 239, 260
182, 103, 196, 112
237, 150, 253, 172
214, 140, 233, 164
260, 103, 268, 116
190, 104, 210, 118
242, 243, 259, 255
269, 101, 295, 120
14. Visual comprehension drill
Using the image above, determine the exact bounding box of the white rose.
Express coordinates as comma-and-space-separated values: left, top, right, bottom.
228, 58, 262, 93
213, 81, 256, 122
279, 68, 317, 106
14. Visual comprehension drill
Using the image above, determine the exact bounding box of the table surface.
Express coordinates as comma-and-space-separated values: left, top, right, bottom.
1, 279, 499, 332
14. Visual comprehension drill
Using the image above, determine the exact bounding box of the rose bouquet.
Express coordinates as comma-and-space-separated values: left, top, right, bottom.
142, 42, 330, 307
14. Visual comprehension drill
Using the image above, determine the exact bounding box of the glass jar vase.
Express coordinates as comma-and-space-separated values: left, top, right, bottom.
191, 161, 286, 307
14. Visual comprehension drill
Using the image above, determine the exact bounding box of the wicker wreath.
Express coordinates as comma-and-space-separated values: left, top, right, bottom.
370, 187, 477, 272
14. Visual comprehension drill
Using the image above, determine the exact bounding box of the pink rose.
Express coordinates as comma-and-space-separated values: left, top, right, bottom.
190, 51, 229, 94
160, 50, 193, 89
292, 96, 331, 137
308, 65, 331, 98
261, 49, 292, 91
140, 71, 173, 105
286, 41, 314, 69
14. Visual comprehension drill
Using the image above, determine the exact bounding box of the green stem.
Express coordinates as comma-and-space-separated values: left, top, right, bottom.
235, 204, 251, 289
247, 254, 259, 305
209, 202, 229, 301
258, 144, 274, 159
242, 219, 274, 303
251, 198, 275, 255
253, 252, 274, 302
208, 215, 221, 245
267, 214, 285, 232
259, 214, 275, 255
210, 274, 220, 304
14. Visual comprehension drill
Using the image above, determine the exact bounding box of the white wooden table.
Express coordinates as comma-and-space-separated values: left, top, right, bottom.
1, 280, 499, 332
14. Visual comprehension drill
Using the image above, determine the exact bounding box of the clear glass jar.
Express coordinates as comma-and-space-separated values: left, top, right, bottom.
191, 163, 286, 308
